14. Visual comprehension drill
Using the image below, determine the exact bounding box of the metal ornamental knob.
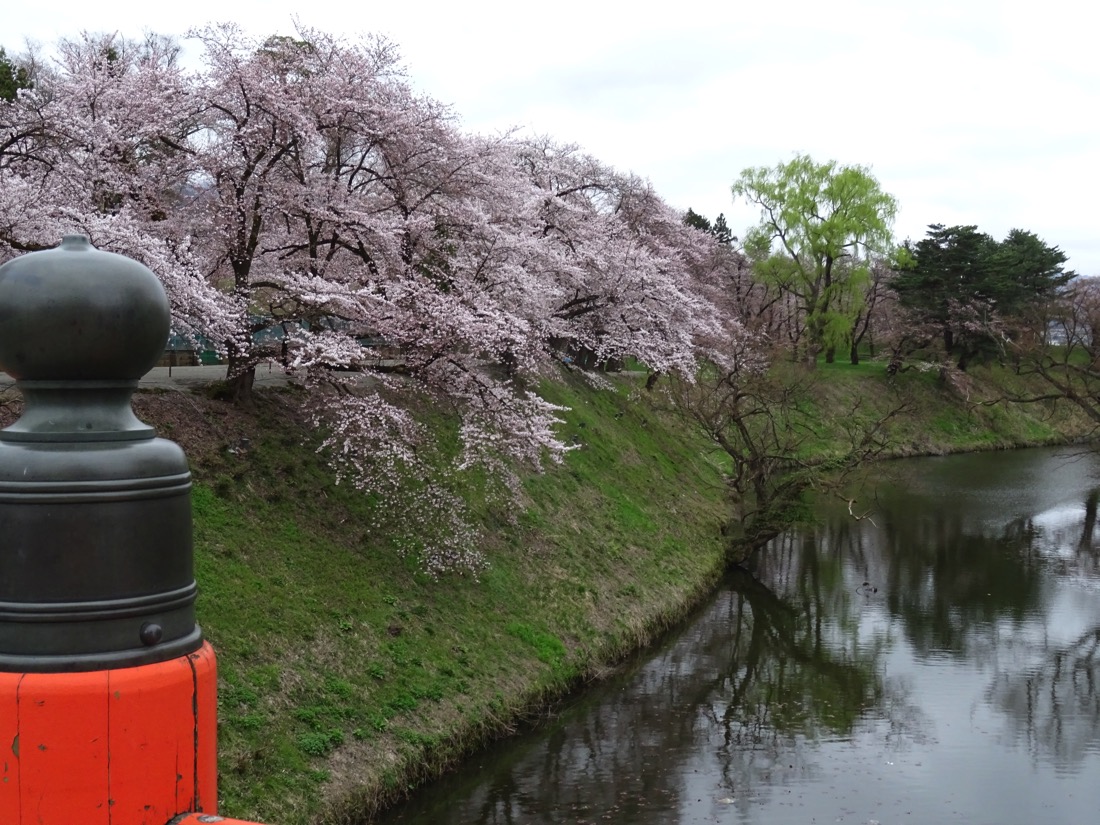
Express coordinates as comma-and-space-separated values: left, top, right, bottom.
0, 236, 202, 672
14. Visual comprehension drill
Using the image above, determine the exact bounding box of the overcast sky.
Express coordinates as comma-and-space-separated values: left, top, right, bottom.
6, 0, 1098, 273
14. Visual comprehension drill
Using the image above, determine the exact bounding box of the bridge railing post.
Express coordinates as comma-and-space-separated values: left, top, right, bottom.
0, 236, 267, 825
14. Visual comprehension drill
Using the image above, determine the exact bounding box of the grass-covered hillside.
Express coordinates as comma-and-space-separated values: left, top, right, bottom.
794, 359, 1095, 459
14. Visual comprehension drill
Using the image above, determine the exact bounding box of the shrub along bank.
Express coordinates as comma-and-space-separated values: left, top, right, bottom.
107, 362, 1095, 823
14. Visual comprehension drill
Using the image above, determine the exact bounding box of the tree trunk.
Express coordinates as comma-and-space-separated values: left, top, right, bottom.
225, 350, 256, 405
804, 346, 819, 370
849, 341, 860, 365
1080, 489, 1098, 551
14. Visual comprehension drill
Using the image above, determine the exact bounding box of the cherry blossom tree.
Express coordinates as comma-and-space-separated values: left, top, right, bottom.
0, 25, 756, 574
0, 32, 231, 343
509, 137, 725, 381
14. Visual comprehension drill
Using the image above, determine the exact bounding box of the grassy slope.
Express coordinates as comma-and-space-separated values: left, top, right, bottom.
150, 372, 730, 824
807, 359, 1094, 457
115, 360, 1093, 824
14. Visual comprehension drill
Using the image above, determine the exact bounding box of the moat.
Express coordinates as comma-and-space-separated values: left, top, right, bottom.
379, 446, 1100, 824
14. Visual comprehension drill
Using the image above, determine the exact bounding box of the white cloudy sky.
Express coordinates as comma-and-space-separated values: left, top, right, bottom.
6, 0, 1099, 273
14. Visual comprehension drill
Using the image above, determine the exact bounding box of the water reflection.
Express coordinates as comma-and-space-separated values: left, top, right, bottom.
380, 563, 893, 825
987, 626, 1100, 772
378, 447, 1100, 825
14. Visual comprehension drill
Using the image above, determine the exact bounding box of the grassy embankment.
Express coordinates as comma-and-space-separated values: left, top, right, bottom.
98, 360, 1096, 823
804, 359, 1094, 458
144, 370, 730, 824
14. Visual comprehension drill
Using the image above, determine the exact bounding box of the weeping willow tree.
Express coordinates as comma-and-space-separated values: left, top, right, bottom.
733, 154, 898, 366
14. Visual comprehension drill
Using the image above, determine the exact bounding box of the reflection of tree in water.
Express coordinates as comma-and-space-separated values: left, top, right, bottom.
879, 674, 935, 751
987, 626, 1100, 771
873, 484, 1100, 658
383, 556, 890, 825
718, 562, 882, 738
800, 475, 1100, 773
1082, 489, 1098, 552
1036, 487, 1100, 579
704, 563, 890, 816
878, 508, 1045, 655
788, 479, 1055, 656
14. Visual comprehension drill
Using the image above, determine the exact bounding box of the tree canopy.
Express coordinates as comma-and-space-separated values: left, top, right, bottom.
733, 154, 898, 366
0, 48, 31, 102
0, 28, 744, 573
685, 208, 735, 246
892, 224, 1075, 369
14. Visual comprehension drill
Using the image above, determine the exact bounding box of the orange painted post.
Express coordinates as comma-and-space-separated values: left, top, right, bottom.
0, 238, 262, 824
0, 646, 218, 824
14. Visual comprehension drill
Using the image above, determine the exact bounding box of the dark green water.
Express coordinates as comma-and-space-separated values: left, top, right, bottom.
377, 446, 1100, 824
